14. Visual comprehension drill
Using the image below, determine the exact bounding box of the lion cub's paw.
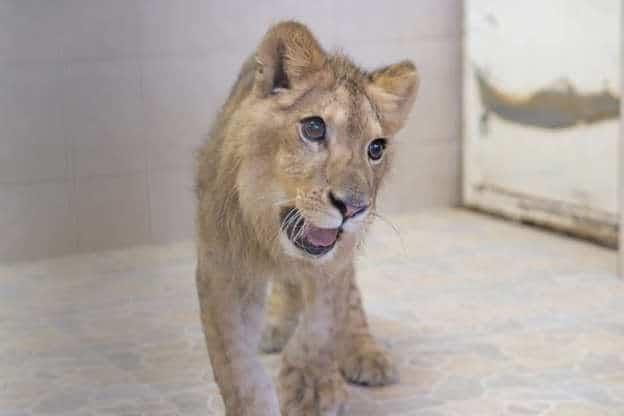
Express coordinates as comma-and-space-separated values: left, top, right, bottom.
341, 342, 398, 387
259, 323, 293, 354
279, 364, 348, 416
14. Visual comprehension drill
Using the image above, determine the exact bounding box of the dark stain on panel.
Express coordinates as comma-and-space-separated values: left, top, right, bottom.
475, 69, 620, 133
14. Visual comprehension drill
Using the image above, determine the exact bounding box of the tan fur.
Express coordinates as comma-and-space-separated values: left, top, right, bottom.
195, 21, 418, 416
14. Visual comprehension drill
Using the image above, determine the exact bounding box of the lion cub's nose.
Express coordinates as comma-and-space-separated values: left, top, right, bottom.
329, 192, 369, 219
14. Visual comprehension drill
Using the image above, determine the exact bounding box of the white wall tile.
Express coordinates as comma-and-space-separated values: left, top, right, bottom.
378, 142, 461, 214
0, 2, 10, 61
0, 0, 65, 62
141, 54, 240, 171
65, 60, 146, 178
403, 71, 462, 143
74, 173, 150, 252
138, 0, 335, 57
334, 0, 461, 45
0, 63, 68, 183
0, 181, 75, 262
149, 168, 196, 243
138, 0, 220, 56
56, 0, 140, 61
0, 0, 140, 62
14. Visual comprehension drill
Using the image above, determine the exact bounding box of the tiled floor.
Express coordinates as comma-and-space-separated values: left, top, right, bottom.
1, 209, 623, 416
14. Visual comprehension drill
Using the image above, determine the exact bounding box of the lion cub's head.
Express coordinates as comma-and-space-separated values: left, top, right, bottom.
229, 22, 419, 263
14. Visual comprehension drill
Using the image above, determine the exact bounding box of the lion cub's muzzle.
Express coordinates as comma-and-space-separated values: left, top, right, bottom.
279, 191, 370, 258
280, 207, 342, 257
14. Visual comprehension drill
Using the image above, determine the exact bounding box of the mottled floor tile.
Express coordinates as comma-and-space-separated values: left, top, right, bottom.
1, 209, 623, 415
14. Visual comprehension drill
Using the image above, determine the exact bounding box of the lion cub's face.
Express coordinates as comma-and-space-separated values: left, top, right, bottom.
272, 81, 389, 261
236, 23, 418, 262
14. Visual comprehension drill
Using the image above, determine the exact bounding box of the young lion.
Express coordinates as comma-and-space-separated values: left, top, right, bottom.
196, 21, 419, 416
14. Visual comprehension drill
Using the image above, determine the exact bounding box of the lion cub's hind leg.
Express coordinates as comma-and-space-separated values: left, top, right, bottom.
260, 280, 302, 354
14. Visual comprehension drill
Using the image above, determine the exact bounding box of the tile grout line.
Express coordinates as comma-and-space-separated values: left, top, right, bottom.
62, 61, 80, 254
130, 0, 155, 246
137, 57, 155, 245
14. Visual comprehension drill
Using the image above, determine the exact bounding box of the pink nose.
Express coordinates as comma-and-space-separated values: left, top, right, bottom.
329, 192, 369, 219
344, 203, 367, 218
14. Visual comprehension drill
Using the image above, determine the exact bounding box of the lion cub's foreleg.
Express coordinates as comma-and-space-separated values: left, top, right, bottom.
278, 270, 350, 416
196, 265, 280, 416
260, 280, 301, 353
264, 267, 398, 388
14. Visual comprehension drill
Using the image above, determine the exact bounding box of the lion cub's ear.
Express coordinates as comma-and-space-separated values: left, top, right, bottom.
255, 21, 327, 96
367, 61, 420, 134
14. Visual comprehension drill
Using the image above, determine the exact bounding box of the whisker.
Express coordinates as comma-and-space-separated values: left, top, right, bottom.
280, 208, 299, 234
292, 215, 307, 243
371, 211, 407, 257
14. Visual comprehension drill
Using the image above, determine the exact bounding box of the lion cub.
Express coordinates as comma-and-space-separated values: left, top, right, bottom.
195, 21, 418, 416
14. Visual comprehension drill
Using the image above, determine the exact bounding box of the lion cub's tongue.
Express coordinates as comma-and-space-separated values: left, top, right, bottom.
304, 226, 338, 247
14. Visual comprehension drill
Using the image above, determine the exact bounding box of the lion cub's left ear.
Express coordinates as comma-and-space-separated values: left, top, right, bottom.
255, 21, 327, 96
367, 61, 420, 134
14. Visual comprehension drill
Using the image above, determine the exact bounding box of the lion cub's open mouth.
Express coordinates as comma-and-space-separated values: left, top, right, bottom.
280, 207, 342, 257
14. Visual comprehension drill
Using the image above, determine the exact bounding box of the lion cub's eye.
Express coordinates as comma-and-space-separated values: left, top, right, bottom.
299, 116, 326, 142
368, 138, 387, 162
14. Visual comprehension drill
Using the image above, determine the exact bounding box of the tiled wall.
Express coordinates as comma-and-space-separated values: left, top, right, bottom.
0, 0, 462, 262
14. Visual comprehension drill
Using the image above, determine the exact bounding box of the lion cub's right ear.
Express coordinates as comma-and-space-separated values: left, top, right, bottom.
254, 21, 327, 96
367, 61, 420, 134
